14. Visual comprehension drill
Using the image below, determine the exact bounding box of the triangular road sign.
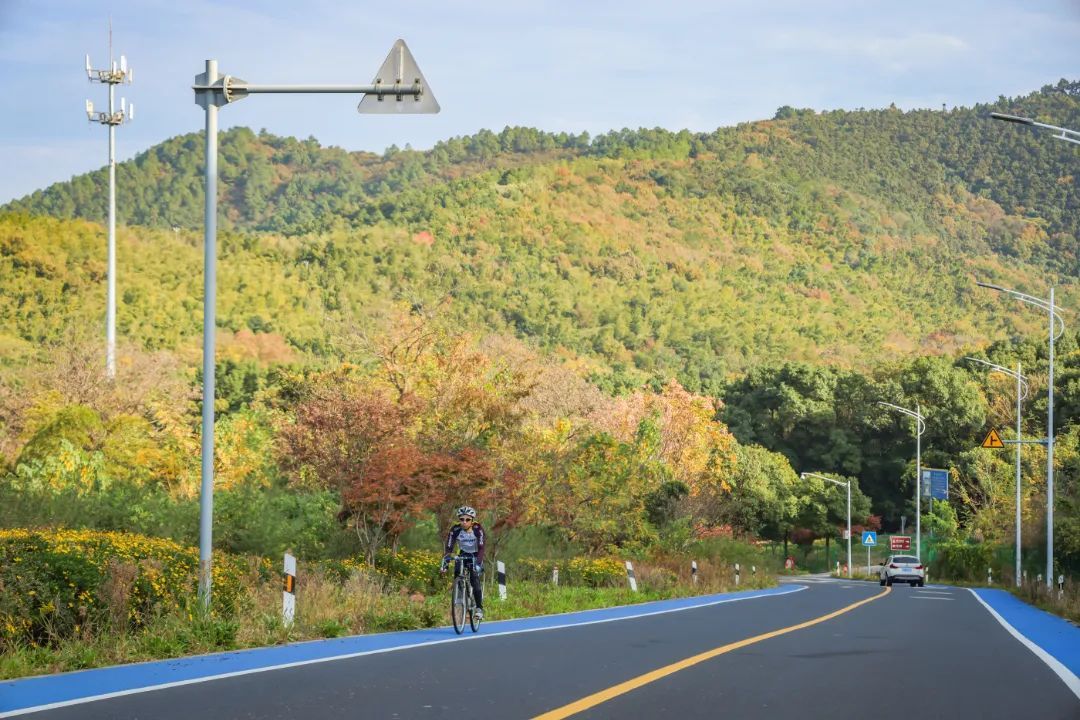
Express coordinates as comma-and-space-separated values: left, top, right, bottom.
358, 39, 440, 114
981, 428, 1005, 449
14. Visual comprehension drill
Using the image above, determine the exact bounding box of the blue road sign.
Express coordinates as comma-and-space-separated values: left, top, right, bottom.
861, 531, 877, 546
921, 468, 949, 500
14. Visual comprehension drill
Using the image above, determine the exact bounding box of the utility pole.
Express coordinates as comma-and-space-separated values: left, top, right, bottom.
85, 23, 134, 379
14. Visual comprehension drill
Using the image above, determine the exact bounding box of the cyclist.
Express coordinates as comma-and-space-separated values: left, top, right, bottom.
441, 505, 485, 619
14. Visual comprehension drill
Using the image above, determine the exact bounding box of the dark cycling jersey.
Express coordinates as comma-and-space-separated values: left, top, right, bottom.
444, 522, 485, 563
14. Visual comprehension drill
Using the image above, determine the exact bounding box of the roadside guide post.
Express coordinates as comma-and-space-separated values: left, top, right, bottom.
496, 561, 507, 601
691, 560, 698, 585
625, 561, 638, 592
191, 41, 438, 609
282, 552, 296, 626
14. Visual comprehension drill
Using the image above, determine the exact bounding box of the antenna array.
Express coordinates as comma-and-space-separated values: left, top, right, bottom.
85, 51, 134, 125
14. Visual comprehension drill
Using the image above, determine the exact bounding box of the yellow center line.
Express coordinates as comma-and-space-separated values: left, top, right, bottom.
532, 586, 892, 720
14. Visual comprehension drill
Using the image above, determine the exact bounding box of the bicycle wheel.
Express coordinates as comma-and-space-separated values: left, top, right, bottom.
451, 577, 466, 634
468, 591, 481, 633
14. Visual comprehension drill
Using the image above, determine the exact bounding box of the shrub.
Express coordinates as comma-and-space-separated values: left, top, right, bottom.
933, 541, 996, 582
0, 529, 250, 647
509, 556, 625, 588
373, 548, 442, 593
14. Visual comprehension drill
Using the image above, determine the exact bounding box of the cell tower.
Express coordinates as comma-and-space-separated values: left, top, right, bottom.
85, 23, 133, 379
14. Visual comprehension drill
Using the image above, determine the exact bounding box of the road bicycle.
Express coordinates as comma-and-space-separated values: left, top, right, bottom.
446, 555, 482, 634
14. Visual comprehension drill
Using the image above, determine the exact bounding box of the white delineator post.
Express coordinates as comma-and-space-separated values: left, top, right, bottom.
735, 563, 740, 586
691, 560, 698, 585
496, 561, 507, 601
282, 552, 296, 626
552, 565, 559, 586
625, 561, 638, 592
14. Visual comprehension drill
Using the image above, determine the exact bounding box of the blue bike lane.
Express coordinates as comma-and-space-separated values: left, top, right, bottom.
1, 585, 800, 717
970, 588, 1080, 699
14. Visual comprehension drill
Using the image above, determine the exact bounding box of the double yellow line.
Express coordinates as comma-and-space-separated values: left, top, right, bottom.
533, 586, 891, 719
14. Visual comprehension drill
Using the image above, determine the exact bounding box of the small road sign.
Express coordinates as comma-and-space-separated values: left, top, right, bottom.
982, 428, 1005, 449
862, 531, 877, 546
890, 535, 911, 551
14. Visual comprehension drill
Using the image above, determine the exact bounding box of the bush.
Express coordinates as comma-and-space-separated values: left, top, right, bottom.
0, 529, 251, 647
373, 548, 442, 593
509, 556, 625, 588
933, 541, 996, 582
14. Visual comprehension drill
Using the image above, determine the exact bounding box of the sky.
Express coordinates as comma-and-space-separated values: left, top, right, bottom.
1, 0, 1078, 204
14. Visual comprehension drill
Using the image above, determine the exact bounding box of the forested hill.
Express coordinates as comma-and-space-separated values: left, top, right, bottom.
1, 81, 1078, 391
9, 79, 1080, 267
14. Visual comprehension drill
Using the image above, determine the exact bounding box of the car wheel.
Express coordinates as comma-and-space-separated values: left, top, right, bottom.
918, 580, 925, 588
886, 576, 892, 587
879, 576, 886, 586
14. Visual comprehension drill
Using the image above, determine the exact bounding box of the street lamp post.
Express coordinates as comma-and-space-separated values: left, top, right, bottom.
878, 402, 925, 559
964, 357, 1028, 587
191, 40, 438, 609
801, 472, 851, 578
976, 282, 1066, 589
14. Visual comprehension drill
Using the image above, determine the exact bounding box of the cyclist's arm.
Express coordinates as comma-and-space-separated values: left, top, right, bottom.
444, 525, 458, 556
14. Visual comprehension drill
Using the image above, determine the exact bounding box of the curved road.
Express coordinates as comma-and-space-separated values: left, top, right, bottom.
10, 578, 1079, 719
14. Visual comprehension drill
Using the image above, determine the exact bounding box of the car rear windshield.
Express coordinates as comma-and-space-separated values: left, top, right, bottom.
893, 556, 919, 564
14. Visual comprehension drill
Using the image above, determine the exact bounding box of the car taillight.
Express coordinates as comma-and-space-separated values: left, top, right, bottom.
914, 565, 923, 570
889, 564, 899, 569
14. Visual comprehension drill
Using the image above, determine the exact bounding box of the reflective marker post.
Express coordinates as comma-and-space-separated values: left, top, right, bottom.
192, 41, 438, 609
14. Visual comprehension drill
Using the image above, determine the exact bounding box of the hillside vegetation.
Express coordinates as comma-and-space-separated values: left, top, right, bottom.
3, 81, 1079, 390
1, 80, 1078, 612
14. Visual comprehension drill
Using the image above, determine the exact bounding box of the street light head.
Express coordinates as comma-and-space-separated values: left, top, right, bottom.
990, 112, 1034, 125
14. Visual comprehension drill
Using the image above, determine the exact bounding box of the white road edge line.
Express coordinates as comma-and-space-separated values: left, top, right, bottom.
968, 588, 1080, 701
0, 585, 807, 718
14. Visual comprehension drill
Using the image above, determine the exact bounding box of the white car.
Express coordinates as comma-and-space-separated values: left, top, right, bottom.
879, 555, 925, 587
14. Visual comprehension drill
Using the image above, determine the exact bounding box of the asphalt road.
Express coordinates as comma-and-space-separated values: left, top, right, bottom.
23, 578, 1080, 719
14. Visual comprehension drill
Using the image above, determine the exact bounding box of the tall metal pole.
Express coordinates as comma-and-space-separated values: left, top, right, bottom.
846, 480, 852, 578
198, 59, 219, 609
1047, 287, 1055, 589
106, 79, 117, 379
915, 401, 922, 560
190, 40, 437, 611
1016, 361, 1023, 587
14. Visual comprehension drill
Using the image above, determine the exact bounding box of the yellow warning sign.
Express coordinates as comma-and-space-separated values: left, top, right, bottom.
982, 428, 1005, 449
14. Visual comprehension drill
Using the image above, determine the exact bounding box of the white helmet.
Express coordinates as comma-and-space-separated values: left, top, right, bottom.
456, 505, 477, 520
